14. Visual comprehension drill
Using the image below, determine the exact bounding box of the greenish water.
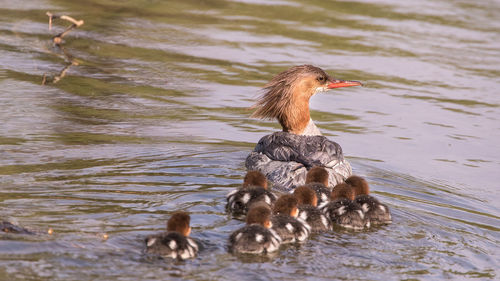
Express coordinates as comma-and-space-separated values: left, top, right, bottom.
0, 0, 499, 280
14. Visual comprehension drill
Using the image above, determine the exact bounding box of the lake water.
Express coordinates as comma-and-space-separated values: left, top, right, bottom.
0, 0, 499, 280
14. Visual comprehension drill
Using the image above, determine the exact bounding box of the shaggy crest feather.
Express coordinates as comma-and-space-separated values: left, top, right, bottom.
251, 65, 331, 133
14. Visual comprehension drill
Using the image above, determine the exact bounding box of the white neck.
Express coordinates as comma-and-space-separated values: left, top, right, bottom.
300, 119, 322, 136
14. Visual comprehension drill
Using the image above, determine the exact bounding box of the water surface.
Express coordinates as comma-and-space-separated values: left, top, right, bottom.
0, 0, 499, 280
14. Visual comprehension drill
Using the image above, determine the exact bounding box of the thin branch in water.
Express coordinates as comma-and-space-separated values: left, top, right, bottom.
46, 11, 84, 45
52, 60, 79, 84
43, 12, 84, 85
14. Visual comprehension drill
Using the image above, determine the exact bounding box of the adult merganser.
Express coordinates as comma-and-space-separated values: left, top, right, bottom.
245, 65, 362, 192
226, 171, 277, 219
229, 205, 281, 254
293, 185, 331, 233
305, 166, 332, 205
145, 212, 199, 260
319, 183, 369, 230
271, 194, 311, 243
346, 176, 392, 225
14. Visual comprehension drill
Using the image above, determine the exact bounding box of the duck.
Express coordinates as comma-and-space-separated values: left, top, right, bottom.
245, 65, 362, 192
145, 212, 199, 260
226, 170, 277, 219
271, 194, 311, 243
305, 166, 332, 205
229, 204, 281, 254
293, 185, 331, 233
319, 183, 369, 230
346, 176, 392, 225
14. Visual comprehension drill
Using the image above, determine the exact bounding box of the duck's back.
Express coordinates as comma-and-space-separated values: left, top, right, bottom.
354, 195, 392, 225
297, 205, 331, 233
320, 198, 369, 230
226, 186, 276, 218
229, 224, 281, 254
145, 232, 198, 260
306, 183, 331, 205
246, 132, 351, 192
271, 215, 311, 243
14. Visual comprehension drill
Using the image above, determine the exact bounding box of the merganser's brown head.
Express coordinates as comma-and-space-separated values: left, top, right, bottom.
293, 185, 318, 207
167, 211, 191, 237
345, 175, 370, 196
330, 183, 355, 201
243, 170, 268, 189
251, 65, 362, 134
305, 166, 329, 186
246, 204, 272, 228
273, 194, 299, 218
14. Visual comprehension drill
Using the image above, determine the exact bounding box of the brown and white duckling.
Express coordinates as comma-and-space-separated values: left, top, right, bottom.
229, 205, 281, 254
319, 183, 369, 230
271, 195, 311, 243
305, 166, 331, 205
293, 185, 331, 233
226, 171, 277, 219
346, 176, 392, 225
145, 212, 199, 260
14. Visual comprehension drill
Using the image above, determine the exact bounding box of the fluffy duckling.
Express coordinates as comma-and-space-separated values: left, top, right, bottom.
305, 166, 332, 205
229, 205, 281, 254
145, 212, 199, 260
319, 183, 369, 230
271, 195, 311, 243
346, 176, 392, 225
226, 171, 277, 218
293, 185, 331, 233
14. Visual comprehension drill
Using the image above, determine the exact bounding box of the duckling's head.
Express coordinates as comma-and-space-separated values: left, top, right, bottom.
166, 211, 191, 237
330, 183, 355, 201
345, 175, 370, 196
243, 170, 268, 189
293, 185, 318, 207
305, 166, 329, 186
273, 194, 299, 218
246, 204, 272, 228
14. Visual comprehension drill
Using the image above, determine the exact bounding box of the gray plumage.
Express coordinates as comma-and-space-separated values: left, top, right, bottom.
354, 195, 392, 225
245, 131, 352, 192
226, 186, 277, 219
271, 215, 311, 243
297, 205, 332, 233
319, 198, 369, 230
145, 232, 199, 260
229, 224, 281, 254
306, 183, 331, 205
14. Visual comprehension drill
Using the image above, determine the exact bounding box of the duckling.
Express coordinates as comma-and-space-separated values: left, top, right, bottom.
305, 166, 331, 205
293, 185, 331, 233
319, 183, 369, 230
346, 176, 392, 225
229, 205, 281, 254
271, 195, 311, 243
145, 212, 198, 260
226, 171, 277, 219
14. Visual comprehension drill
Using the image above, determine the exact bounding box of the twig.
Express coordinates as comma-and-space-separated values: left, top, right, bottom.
46, 11, 84, 45
52, 60, 79, 84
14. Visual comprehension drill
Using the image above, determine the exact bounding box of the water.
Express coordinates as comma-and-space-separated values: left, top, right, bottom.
1, 0, 499, 279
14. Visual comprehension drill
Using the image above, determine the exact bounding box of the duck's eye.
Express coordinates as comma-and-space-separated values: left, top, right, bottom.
317, 76, 326, 82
